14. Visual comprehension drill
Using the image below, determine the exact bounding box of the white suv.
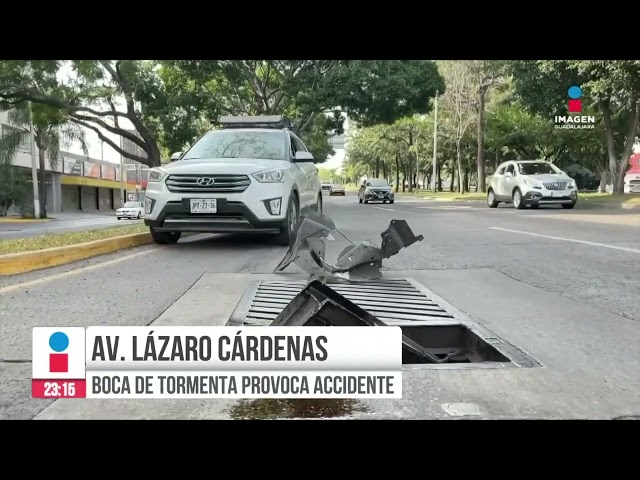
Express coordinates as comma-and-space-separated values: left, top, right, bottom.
487, 160, 578, 209
144, 116, 322, 246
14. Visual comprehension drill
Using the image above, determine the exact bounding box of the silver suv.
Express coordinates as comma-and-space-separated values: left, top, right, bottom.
487, 160, 578, 209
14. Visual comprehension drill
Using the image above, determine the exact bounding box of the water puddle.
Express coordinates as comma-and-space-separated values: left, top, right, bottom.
226, 399, 370, 419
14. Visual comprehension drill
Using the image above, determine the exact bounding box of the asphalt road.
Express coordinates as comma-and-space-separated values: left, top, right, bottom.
0, 213, 143, 240
1, 192, 639, 419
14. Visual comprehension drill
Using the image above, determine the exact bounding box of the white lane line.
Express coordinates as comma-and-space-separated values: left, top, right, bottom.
0, 248, 158, 294
373, 207, 397, 212
417, 206, 474, 210
488, 227, 640, 254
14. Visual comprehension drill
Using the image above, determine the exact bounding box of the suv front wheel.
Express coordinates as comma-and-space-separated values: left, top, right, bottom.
150, 228, 181, 245
275, 195, 299, 246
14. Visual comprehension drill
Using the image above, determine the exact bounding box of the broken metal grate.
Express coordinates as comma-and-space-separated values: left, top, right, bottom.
226, 277, 541, 369
229, 278, 455, 327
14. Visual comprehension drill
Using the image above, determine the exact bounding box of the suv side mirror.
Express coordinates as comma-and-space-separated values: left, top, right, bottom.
504, 171, 512, 177
170, 152, 182, 162
294, 151, 314, 162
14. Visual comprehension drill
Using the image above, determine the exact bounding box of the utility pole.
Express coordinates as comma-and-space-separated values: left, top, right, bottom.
28, 102, 40, 218
120, 153, 125, 206
431, 91, 439, 193
101, 140, 104, 161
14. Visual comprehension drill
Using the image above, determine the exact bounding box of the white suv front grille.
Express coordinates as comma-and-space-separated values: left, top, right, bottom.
543, 181, 567, 190
166, 174, 251, 193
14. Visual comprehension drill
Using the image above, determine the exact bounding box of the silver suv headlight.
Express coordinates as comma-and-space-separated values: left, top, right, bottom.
148, 168, 167, 183
252, 168, 285, 183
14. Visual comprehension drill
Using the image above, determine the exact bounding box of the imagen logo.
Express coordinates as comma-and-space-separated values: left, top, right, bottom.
568, 85, 582, 113
554, 85, 595, 130
49, 331, 69, 373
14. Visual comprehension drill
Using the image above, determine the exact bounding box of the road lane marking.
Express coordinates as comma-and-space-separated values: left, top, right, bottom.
373, 207, 397, 212
488, 227, 640, 254
417, 206, 474, 210
0, 248, 158, 294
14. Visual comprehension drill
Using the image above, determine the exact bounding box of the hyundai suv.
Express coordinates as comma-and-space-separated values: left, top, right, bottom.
487, 160, 578, 209
143, 116, 322, 246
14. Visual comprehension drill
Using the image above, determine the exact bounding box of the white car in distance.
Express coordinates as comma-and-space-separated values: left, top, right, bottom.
116, 201, 144, 220
487, 160, 578, 209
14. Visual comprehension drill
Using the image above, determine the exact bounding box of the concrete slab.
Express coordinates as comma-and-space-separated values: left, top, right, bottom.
35, 269, 640, 420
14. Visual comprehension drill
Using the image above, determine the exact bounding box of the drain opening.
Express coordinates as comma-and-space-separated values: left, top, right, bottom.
400, 325, 511, 365
228, 278, 540, 369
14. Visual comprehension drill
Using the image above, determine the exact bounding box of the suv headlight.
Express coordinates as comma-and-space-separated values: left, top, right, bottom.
148, 168, 167, 183
567, 180, 576, 189
252, 168, 285, 183
523, 179, 540, 187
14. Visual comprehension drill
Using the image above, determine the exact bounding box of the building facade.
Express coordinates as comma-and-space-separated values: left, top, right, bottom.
1, 114, 148, 216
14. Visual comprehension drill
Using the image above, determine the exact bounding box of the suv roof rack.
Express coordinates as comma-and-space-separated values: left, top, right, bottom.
219, 115, 293, 130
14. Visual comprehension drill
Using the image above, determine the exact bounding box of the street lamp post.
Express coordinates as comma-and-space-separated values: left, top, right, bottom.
120, 154, 125, 206
431, 91, 439, 193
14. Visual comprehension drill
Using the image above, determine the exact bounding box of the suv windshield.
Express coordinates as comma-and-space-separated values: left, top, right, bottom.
182, 130, 286, 161
367, 179, 389, 187
517, 162, 561, 175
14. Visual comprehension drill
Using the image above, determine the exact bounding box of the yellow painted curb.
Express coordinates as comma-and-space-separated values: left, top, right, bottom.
0, 232, 153, 276
0, 218, 52, 223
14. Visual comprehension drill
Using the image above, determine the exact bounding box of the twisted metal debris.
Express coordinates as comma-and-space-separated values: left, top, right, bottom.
273, 211, 424, 281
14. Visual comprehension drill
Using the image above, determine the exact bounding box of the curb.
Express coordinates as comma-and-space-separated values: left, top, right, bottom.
0, 233, 153, 276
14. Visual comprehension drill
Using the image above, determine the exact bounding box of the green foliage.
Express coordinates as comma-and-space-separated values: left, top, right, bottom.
317, 167, 338, 181
0, 164, 28, 216
2, 59, 638, 195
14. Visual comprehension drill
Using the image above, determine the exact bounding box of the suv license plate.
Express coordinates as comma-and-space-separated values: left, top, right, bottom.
190, 199, 217, 213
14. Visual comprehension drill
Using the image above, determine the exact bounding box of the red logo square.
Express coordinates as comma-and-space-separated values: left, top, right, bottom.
568, 99, 582, 112
49, 353, 68, 373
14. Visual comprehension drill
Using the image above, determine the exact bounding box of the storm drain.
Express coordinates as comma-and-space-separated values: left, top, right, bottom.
230, 278, 453, 326
227, 278, 540, 369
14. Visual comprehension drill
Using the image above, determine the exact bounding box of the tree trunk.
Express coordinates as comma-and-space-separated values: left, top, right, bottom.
600, 97, 639, 195
402, 167, 407, 193
395, 154, 400, 193
375, 158, 380, 178
449, 163, 455, 192
598, 169, 609, 193
437, 164, 442, 191
464, 169, 470, 193
408, 159, 413, 193
37, 147, 47, 218
457, 142, 464, 194
477, 89, 487, 192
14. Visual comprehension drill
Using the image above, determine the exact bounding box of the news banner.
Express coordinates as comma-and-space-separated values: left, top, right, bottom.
32, 326, 402, 399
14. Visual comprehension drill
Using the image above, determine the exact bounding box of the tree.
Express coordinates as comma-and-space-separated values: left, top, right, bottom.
560, 60, 640, 193
507, 60, 640, 194
163, 60, 445, 165
0, 101, 87, 218
0, 60, 188, 167
437, 61, 477, 193
469, 61, 504, 192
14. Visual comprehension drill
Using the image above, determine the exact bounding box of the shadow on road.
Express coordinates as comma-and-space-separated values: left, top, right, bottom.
174, 232, 285, 251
